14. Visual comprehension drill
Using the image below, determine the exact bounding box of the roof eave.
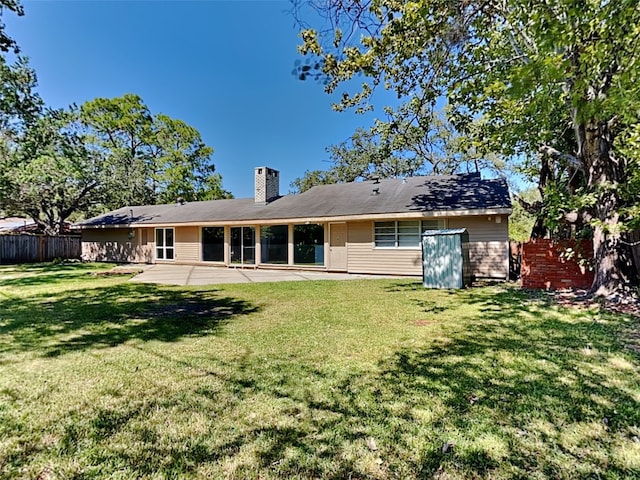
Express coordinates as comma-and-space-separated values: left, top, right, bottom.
76, 207, 512, 229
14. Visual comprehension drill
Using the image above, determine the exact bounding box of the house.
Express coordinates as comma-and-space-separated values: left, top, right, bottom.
0, 217, 76, 235
0, 217, 37, 233
77, 167, 512, 278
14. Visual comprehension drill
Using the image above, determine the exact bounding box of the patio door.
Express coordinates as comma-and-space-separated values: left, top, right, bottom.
329, 223, 347, 271
230, 227, 255, 265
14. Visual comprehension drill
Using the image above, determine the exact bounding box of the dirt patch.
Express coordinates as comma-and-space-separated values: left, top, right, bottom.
545, 289, 640, 319
543, 288, 640, 354
92, 269, 143, 276
414, 320, 437, 326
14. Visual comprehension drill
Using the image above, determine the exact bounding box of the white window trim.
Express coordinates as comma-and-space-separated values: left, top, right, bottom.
155, 227, 175, 261
374, 220, 447, 249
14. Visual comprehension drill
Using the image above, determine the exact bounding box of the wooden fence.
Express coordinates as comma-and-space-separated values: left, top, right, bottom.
0, 234, 81, 264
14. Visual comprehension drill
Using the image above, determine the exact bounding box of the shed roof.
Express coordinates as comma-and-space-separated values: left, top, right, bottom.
77, 173, 511, 228
422, 228, 468, 236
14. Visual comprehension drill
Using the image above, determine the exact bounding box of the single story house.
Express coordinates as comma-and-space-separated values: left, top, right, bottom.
77, 167, 512, 278
0, 217, 36, 233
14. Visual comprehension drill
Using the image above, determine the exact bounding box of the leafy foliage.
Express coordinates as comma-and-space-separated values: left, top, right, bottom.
294, 0, 640, 292
80, 94, 232, 208
0, 93, 232, 233
2, 109, 102, 234
509, 188, 539, 243
0, 55, 42, 133
0, 5, 232, 231
0, 55, 44, 218
291, 105, 505, 192
0, 0, 23, 54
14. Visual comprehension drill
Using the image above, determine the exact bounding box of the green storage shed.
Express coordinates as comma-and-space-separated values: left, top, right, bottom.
422, 229, 472, 289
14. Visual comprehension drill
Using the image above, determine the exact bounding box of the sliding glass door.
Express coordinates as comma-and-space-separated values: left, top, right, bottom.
230, 227, 255, 265
202, 227, 224, 262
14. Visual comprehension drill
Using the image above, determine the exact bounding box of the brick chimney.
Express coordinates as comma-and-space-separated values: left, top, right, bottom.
254, 167, 279, 204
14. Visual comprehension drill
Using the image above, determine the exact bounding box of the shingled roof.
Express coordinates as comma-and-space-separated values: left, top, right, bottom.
77, 173, 511, 228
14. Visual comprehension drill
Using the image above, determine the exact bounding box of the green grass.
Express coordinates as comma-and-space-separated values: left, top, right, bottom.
1, 263, 639, 479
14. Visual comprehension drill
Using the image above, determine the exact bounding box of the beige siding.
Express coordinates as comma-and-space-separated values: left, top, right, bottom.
346, 216, 509, 278
448, 216, 508, 279
82, 214, 508, 276
175, 226, 200, 262
347, 221, 423, 275
82, 228, 152, 263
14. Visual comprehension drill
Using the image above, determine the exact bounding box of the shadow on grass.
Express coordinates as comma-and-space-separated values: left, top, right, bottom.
175, 286, 639, 478
0, 262, 114, 289
0, 282, 258, 359
372, 286, 640, 477
3, 282, 639, 479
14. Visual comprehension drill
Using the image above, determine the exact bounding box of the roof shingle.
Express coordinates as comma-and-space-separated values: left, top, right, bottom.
77, 173, 511, 228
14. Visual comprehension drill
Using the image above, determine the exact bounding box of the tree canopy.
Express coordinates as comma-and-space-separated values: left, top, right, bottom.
0, 3, 232, 233
291, 104, 505, 192
0, 94, 233, 234
2, 109, 102, 234
0, 0, 23, 54
80, 94, 231, 209
295, 0, 640, 293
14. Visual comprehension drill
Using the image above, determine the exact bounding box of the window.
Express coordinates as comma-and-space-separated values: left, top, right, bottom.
202, 227, 224, 262
374, 220, 445, 248
155, 228, 174, 260
260, 225, 288, 264
294, 224, 324, 265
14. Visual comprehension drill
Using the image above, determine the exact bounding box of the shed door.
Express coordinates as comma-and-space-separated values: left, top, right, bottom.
329, 223, 347, 271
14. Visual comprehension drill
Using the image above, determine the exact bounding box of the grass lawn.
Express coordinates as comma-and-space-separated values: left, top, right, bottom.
1, 263, 639, 479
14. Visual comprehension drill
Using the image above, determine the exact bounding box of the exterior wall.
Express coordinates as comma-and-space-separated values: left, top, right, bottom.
345, 215, 509, 278
448, 216, 509, 279
81, 214, 510, 278
81, 228, 152, 263
347, 221, 423, 275
174, 226, 200, 263
521, 239, 594, 290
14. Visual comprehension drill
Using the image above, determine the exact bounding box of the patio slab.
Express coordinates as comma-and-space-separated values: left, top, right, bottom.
125, 264, 412, 286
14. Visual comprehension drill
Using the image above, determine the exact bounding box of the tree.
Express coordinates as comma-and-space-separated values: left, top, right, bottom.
1, 93, 232, 233
366, 101, 506, 177
294, 0, 640, 295
1, 109, 102, 235
0, 55, 42, 133
0, 0, 24, 54
291, 104, 505, 193
290, 169, 338, 193
0, 55, 43, 218
80, 94, 231, 208
509, 188, 539, 243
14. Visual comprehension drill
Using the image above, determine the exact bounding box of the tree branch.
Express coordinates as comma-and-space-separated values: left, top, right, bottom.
538, 145, 583, 171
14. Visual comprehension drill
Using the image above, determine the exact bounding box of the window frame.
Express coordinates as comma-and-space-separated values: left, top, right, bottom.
374, 219, 446, 249
155, 227, 175, 260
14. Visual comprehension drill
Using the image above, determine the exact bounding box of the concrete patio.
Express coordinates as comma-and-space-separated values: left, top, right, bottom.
114, 264, 413, 286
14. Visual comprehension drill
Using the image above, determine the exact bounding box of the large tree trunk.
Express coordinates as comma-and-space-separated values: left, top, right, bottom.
583, 121, 635, 296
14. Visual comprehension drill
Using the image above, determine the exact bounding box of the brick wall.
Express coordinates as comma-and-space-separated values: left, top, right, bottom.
521, 239, 594, 290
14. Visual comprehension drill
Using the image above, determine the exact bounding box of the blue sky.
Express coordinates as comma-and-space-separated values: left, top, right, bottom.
6, 0, 396, 198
